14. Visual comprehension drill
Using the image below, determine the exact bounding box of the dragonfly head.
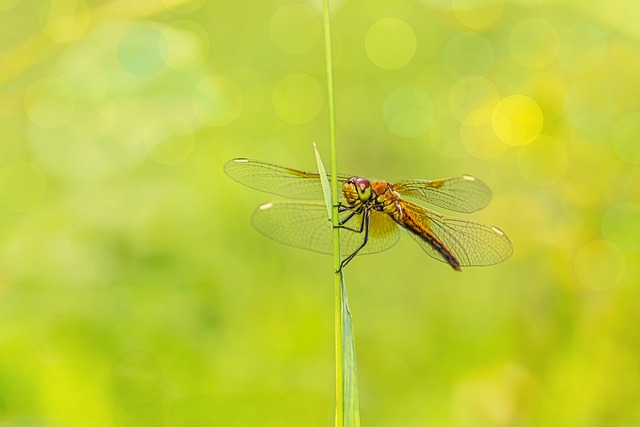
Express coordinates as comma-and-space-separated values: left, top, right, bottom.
345, 177, 372, 203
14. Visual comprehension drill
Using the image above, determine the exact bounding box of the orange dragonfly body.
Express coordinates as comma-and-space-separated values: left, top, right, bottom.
225, 158, 512, 271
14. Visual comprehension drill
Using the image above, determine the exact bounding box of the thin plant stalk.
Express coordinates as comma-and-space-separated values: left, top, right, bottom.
322, 1, 360, 426
322, 0, 343, 425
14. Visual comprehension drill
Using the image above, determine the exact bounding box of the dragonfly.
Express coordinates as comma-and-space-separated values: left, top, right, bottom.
224, 158, 513, 271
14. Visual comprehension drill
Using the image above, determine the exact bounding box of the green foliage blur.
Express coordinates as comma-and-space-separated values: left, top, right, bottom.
1, 0, 640, 425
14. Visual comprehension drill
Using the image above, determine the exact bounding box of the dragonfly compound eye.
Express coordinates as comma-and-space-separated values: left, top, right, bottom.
354, 177, 372, 201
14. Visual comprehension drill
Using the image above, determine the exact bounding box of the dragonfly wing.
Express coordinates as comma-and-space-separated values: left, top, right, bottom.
225, 158, 352, 200
251, 201, 400, 257
345, 210, 401, 255
393, 176, 492, 213
402, 201, 513, 267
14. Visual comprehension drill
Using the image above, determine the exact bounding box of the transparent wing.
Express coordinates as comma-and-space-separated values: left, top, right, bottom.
251, 201, 400, 257
392, 175, 492, 213
402, 201, 513, 267
225, 158, 353, 200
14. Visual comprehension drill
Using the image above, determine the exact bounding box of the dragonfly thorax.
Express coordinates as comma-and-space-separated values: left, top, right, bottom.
343, 178, 403, 218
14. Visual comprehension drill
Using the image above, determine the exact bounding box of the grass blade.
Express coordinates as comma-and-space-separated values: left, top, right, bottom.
322, 0, 361, 425
341, 272, 361, 426
314, 143, 332, 220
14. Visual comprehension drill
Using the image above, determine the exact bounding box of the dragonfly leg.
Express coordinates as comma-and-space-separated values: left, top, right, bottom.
337, 211, 370, 272
335, 205, 365, 233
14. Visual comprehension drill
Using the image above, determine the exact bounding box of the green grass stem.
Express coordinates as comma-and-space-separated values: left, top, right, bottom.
322, 1, 360, 426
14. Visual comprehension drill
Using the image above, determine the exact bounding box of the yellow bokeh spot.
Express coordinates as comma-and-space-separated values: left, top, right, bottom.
517, 135, 568, 185
383, 86, 434, 138
575, 240, 625, 291
337, 86, 384, 138
452, 0, 504, 30
272, 73, 324, 124
162, 20, 210, 71
564, 80, 613, 131
39, 0, 91, 43
192, 75, 243, 126
25, 77, 76, 129
443, 33, 495, 78
365, 18, 416, 70
0, 161, 48, 212
509, 17, 558, 69
602, 203, 640, 253
460, 108, 507, 159
269, 3, 321, 55
144, 115, 195, 165
449, 76, 500, 122
492, 95, 543, 146
558, 23, 607, 74
612, 112, 640, 164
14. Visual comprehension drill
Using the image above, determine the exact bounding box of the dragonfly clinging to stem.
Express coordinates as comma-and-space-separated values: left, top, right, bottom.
225, 158, 513, 271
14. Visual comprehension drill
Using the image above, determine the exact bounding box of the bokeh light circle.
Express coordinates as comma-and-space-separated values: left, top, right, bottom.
612, 112, 640, 164
269, 3, 321, 55
144, 115, 195, 165
508, 18, 558, 69
575, 240, 625, 291
492, 95, 543, 146
460, 108, 507, 159
117, 25, 168, 77
449, 76, 500, 122
162, 20, 210, 71
39, 0, 91, 44
602, 203, 640, 253
383, 86, 434, 138
564, 80, 613, 131
558, 23, 607, 74
452, 0, 504, 30
0, 161, 48, 212
272, 73, 324, 124
25, 77, 76, 129
365, 18, 416, 70
192, 75, 243, 126
443, 33, 495, 78
336, 86, 384, 137
516, 135, 568, 185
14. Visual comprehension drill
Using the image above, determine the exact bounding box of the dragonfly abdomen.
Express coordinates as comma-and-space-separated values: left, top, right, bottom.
400, 209, 462, 271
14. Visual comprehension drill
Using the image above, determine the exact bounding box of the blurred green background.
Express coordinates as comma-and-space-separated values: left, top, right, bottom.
1, 0, 640, 425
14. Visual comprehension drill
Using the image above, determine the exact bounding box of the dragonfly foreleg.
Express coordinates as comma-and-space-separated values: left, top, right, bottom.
338, 211, 370, 272
335, 205, 366, 233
